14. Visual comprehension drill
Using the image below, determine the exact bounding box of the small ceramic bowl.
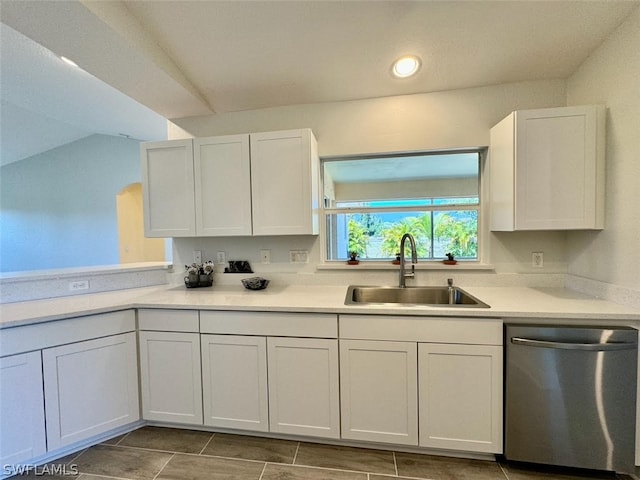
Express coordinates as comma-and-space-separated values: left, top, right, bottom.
241, 277, 270, 290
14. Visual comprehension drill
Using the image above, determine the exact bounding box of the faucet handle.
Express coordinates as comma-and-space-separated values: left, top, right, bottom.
447, 278, 453, 287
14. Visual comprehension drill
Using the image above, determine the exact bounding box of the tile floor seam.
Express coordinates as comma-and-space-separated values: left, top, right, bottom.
196, 432, 215, 455
393, 451, 398, 476
161, 449, 271, 466
498, 461, 511, 480
265, 461, 383, 477
151, 452, 175, 480
79, 473, 137, 480
65, 447, 89, 465
98, 443, 179, 455
292, 441, 300, 465
113, 431, 131, 446
257, 462, 267, 480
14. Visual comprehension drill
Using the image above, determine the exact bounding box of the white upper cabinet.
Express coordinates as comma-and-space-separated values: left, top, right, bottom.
141, 140, 196, 237
194, 135, 252, 236
489, 105, 605, 231
250, 129, 319, 235
142, 129, 319, 237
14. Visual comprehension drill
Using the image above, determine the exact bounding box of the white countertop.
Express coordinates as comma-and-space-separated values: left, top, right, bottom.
1, 283, 639, 330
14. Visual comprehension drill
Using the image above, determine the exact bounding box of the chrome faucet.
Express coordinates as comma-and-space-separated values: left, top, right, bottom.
398, 233, 418, 288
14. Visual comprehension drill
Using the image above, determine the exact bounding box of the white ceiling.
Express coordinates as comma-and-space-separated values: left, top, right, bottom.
0, 23, 167, 166
1, 0, 638, 165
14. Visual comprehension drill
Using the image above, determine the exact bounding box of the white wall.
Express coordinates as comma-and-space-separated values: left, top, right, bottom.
0, 134, 142, 272
171, 79, 570, 281
566, 6, 640, 293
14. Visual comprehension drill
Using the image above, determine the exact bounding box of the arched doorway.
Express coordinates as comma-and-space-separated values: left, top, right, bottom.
117, 183, 166, 263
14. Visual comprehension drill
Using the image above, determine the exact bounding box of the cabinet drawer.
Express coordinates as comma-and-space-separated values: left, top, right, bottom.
0, 310, 136, 357
339, 315, 502, 345
138, 309, 199, 332
200, 311, 337, 338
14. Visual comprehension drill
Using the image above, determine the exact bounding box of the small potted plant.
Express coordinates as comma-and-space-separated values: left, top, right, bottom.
443, 253, 457, 265
392, 253, 401, 265
347, 252, 360, 265
184, 261, 215, 287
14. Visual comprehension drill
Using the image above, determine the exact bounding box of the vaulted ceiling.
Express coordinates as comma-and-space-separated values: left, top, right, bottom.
1, 0, 637, 165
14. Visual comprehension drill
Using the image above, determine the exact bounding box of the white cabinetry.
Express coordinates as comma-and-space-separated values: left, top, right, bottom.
267, 337, 340, 439
199, 311, 339, 437
43, 332, 139, 450
250, 129, 319, 235
0, 351, 46, 465
194, 135, 252, 236
490, 105, 605, 230
141, 139, 196, 237
0, 310, 139, 460
141, 128, 319, 237
201, 334, 269, 432
339, 339, 418, 445
340, 314, 503, 453
138, 309, 202, 425
418, 343, 503, 453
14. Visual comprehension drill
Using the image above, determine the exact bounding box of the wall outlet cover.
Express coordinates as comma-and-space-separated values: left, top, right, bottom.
532, 252, 544, 268
69, 280, 89, 291
289, 250, 309, 263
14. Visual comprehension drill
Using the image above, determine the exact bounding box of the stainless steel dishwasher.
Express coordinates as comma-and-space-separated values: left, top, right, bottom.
505, 324, 638, 474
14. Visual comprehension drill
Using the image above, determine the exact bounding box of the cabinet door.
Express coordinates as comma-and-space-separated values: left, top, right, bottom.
194, 135, 252, 236
139, 331, 202, 425
201, 334, 268, 432
515, 105, 603, 230
0, 352, 46, 465
141, 139, 196, 237
491, 105, 604, 231
267, 337, 339, 438
340, 339, 418, 445
43, 332, 140, 450
250, 129, 319, 235
419, 343, 503, 453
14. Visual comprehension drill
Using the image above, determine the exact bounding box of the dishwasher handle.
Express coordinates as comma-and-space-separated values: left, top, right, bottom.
511, 337, 637, 351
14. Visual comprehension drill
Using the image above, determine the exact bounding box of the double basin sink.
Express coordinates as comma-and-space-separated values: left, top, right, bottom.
345, 285, 489, 308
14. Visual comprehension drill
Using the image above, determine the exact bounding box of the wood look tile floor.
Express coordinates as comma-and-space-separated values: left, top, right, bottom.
9, 426, 637, 479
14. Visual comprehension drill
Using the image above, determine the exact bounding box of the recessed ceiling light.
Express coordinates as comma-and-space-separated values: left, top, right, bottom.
60, 56, 79, 68
392, 55, 421, 78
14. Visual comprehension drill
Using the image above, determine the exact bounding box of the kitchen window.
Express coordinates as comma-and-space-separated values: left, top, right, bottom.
321, 149, 484, 263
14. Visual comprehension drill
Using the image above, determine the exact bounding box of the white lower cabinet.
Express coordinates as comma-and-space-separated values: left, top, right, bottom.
267, 337, 340, 438
201, 334, 269, 432
0, 351, 47, 465
43, 332, 140, 450
339, 339, 418, 445
139, 331, 203, 424
418, 343, 503, 453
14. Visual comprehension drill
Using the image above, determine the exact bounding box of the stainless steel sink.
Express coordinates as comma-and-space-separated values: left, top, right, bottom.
345, 285, 490, 308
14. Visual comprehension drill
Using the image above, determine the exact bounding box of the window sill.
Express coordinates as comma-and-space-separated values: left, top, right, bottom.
316, 262, 495, 271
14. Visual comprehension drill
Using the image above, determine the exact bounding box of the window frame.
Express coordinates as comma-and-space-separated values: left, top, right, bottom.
319, 147, 488, 267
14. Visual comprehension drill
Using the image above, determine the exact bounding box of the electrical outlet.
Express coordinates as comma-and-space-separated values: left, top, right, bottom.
216, 251, 226, 264
260, 249, 271, 264
289, 250, 309, 263
193, 250, 202, 264
69, 280, 89, 291
532, 252, 544, 268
